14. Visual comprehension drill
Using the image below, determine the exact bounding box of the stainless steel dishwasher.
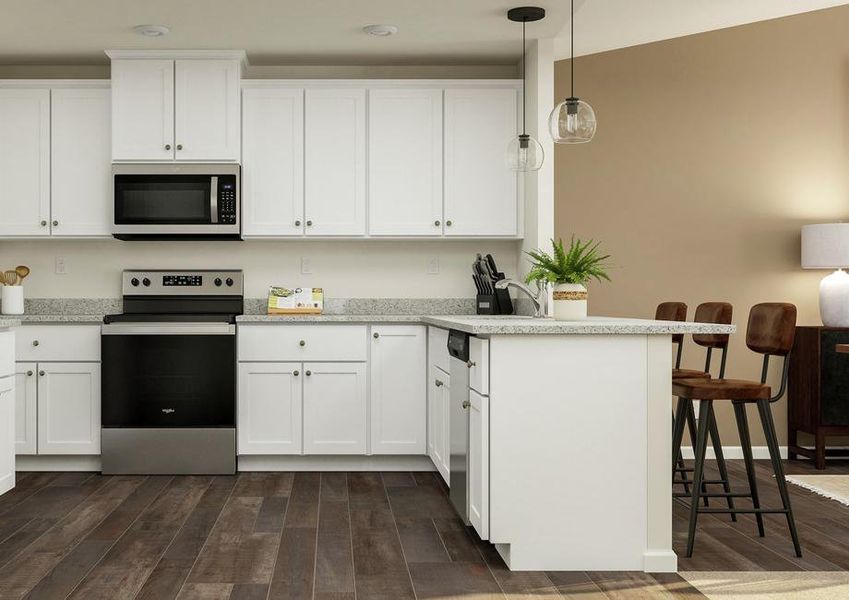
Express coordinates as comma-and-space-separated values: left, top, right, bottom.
448, 329, 471, 525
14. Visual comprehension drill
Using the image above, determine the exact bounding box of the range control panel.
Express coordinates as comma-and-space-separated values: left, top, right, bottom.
123, 270, 244, 296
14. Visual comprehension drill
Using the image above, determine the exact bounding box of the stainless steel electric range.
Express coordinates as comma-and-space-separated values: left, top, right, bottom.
100, 269, 242, 475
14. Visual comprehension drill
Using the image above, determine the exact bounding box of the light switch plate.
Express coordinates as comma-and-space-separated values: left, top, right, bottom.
55, 256, 67, 275
427, 256, 439, 275
301, 257, 313, 275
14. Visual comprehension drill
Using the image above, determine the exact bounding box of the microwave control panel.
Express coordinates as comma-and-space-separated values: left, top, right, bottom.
218, 178, 238, 224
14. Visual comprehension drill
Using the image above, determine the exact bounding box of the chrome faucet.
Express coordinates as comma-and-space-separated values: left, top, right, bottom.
495, 279, 547, 318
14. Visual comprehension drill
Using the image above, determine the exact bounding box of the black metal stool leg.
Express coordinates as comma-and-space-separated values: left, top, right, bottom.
707, 409, 737, 521
673, 411, 691, 495
686, 400, 709, 507
757, 399, 802, 557
686, 400, 713, 557
733, 400, 764, 537
673, 399, 689, 484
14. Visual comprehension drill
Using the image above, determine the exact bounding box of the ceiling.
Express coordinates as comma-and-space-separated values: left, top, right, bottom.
0, 0, 847, 67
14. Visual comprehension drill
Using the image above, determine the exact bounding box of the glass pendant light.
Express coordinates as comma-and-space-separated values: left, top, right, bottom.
506, 7, 546, 172
549, 0, 596, 144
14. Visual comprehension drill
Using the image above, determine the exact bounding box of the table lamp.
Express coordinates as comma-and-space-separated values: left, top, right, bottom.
802, 223, 849, 326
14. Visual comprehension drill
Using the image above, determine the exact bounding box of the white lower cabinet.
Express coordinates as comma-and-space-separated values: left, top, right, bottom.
36, 362, 101, 455
370, 325, 426, 454
303, 362, 367, 454
428, 366, 450, 484
468, 388, 489, 540
14, 363, 37, 455
238, 362, 302, 455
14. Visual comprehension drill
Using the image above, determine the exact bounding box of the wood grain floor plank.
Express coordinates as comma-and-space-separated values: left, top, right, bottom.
315, 497, 354, 596
381, 472, 416, 488
432, 517, 485, 564
176, 582, 234, 600
0, 473, 60, 516
395, 517, 451, 563
67, 476, 211, 600
229, 582, 269, 600
546, 572, 608, 599
408, 562, 504, 599
267, 526, 316, 600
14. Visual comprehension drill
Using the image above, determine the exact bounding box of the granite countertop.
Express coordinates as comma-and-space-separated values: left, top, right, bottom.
421, 315, 738, 335
0, 318, 21, 329
237, 314, 426, 323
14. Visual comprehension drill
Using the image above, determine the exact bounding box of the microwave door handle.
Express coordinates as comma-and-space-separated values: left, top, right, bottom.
210, 176, 219, 223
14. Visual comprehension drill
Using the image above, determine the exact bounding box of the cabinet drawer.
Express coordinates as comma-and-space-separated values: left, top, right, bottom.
469, 337, 489, 395
15, 325, 101, 362
238, 325, 367, 362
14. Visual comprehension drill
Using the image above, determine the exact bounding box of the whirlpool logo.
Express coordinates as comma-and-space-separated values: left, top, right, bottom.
162, 408, 176, 414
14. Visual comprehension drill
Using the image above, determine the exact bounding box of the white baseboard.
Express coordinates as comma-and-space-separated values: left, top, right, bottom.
679, 446, 788, 460
238, 455, 436, 472
16, 455, 102, 472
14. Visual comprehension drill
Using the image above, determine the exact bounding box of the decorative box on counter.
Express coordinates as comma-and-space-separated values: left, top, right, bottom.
267, 287, 324, 315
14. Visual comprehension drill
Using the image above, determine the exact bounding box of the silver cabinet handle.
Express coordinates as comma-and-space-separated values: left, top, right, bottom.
373, 332, 380, 339
40, 220, 47, 227
293, 370, 300, 377
165, 144, 171, 150
177, 144, 183, 151
299, 340, 306, 347
306, 220, 313, 227
26, 370, 33, 377
39, 370, 45, 377
295, 220, 302, 226
52, 220, 58, 227
434, 220, 441, 226
446, 220, 453, 227
462, 400, 471, 409
305, 370, 312, 376
467, 360, 475, 368
32, 340, 39, 347
435, 379, 443, 387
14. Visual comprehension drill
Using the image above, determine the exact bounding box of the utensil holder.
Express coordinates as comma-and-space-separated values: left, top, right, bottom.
1, 286, 23, 315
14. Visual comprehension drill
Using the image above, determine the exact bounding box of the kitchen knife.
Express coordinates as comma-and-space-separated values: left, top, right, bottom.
485, 254, 502, 279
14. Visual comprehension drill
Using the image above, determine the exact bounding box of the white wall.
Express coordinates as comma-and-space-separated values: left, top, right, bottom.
0, 239, 521, 298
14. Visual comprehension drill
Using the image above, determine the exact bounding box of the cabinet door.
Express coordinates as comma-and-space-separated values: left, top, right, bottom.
303, 362, 366, 454
444, 88, 518, 237
429, 366, 450, 484
368, 89, 443, 236
238, 362, 302, 455
371, 326, 427, 454
304, 89, 366, 236
37, 363, 100, 455
51, 87, 112, 237
242, 87, 304, 236
111, 59, 175, 161
468, 389, 489, 539
14, 363, 37, 455
0, 88, 50, 236
175, 59, 241, 161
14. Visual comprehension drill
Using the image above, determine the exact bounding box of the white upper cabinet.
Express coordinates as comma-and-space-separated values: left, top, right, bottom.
109, 52, 242, 162
370, 325, 427, 454
242, 87, 304, 236
0, 88, 50, 236
175, 59, 241, 161
368, 89, 443, 236
51, 86, 111, 237
444, 88, 519, 237
111, 59, 175, 161
304, 88, 366, 236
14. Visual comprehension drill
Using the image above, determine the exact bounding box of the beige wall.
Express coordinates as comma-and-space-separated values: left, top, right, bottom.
554, 6, 849, 446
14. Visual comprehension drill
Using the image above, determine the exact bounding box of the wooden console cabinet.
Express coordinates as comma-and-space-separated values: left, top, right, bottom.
788, 326, 849, 469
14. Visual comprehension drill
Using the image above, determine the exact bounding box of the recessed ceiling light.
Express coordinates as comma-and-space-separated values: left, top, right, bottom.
363, 24, 398, 37
133, 24, 170, 37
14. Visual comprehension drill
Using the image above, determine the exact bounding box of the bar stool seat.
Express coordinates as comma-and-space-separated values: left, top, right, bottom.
673, 368, 710, 379
673, 378, 770, 400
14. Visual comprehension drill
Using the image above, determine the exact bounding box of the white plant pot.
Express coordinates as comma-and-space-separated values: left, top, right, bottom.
1, 286, 24, 315
819, 269, 849, 326
552, 283, 587, 320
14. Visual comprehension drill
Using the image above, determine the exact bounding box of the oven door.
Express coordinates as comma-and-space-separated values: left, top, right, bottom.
101, 322, 236, 428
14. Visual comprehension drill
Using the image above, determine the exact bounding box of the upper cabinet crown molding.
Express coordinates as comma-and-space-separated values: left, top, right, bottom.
105, 49, 248, 67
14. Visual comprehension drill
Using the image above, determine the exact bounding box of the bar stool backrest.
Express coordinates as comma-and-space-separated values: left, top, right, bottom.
745, 303, 797, 401
656, 302, 687, 369
693, 302, 733, 378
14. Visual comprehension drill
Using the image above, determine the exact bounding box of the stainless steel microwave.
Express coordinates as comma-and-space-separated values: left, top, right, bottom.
112, 164, 241, 240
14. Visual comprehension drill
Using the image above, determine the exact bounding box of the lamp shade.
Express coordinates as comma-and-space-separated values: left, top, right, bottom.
802, 224, 849, 269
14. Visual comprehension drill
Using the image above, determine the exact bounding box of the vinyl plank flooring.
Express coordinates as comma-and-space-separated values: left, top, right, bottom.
546, 572, 608, 600
381, 472, 416, 488
386, 484, 457, 519
0, 473, 59, 516
395, 517, 451, 563
432, 517, 485, 564
408, 562, 503, 600
315, 475, 354, 598
67, 476, 211, 600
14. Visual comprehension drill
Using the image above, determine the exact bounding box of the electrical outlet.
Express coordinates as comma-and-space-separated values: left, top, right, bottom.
427, 256, 439, 274
301, 257, 313, 275
55, 256, 67, 275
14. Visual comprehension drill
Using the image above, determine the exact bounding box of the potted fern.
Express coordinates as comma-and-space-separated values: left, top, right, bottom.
525, 237, 611, 320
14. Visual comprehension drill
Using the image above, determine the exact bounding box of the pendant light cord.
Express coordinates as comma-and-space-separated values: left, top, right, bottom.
570, 0, 574, 98
522, 19, 526, 134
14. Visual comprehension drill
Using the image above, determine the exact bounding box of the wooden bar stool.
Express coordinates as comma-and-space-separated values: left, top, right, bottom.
672, 303, 735, 518
672, 303, 801, 558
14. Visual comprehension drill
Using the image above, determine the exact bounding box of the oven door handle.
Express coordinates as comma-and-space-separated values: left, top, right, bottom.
210, 176, 219, 224
102, 323, 235, 336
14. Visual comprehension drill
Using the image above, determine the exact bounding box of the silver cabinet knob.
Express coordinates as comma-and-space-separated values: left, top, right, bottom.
434, 220, 441, 226
293, 370, 300, 377
462, 400, 471, 409
295, 220, 302, 226
306, 220, 313, 227
435, 379, 443, 387
40, 220, 47, 227
176, 144, 183, 151
52, 220, 58, 227
32, 340, 39, 347
26, 370, 33, 377
305, 370, 312, 376
466, 360, 475, 368
39, 370, 45, 377
373, 332, 380, 339
446, 220, 453, 227
165, 144, 171, 150
299, 340, 306, 347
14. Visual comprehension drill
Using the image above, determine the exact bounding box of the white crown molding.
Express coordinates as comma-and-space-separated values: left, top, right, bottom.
105, 49, 248, 67
241, 78, 521, 89
0, 79, 110, 88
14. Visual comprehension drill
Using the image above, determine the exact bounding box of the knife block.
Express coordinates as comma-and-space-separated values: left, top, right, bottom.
476, 289, 513, 315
